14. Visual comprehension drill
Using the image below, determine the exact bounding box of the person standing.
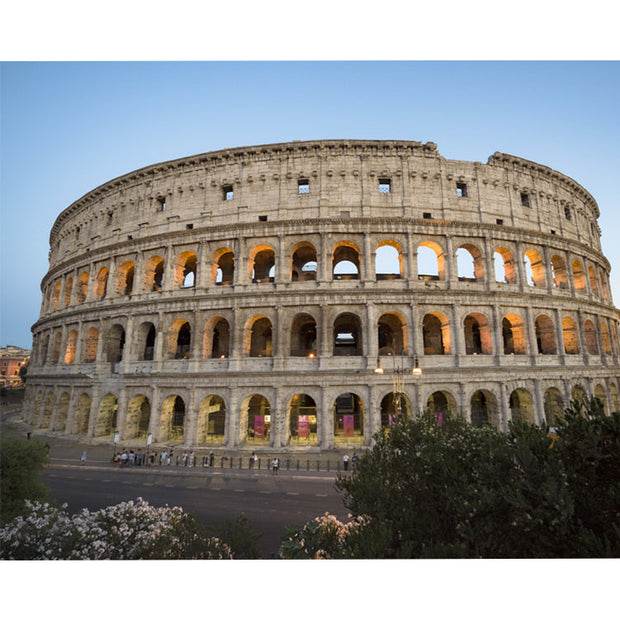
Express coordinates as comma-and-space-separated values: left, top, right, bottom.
343, 453, 350, 471
80, 450, 87, 465
272, 457, 279, 475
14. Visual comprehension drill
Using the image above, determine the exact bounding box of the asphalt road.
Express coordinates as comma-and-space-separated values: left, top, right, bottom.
42, 457, 350, 558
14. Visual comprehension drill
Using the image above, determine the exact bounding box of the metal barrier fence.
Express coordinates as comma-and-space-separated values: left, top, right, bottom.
113, 451, 356, 472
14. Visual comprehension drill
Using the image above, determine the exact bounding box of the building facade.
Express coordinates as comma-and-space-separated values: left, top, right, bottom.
23, 139, 620, 451
1, 346, 30, 388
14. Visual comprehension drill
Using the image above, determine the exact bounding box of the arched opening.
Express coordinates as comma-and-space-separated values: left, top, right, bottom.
456, 244, 483, 282
588, 266, 600, 297
470, 389, 499, 428
494, 248, 516, 284
144, 256, 164, 292
83, 327, 99, 363
333, 393, 364, 443
601, 319, 612, 354
52, 281, 61, 310
551, 255, 568, 289
105, 324, 126, 363
378, 312, 406, 354
291, 243, 318, 282
204, 317, 230, 358
509, 388, 535, 424
115, 261, 135, 296
77, 272, 88, 304
196, 395, 226, 444
463, 313, 492, 355
375, 242, 402, 280
502, 314, 527, 355
572, 260, 587, 292
63, 277, 73, 307
584, 319, 599, 355
41, 393, 54, 428
417, 241, 444, 280
136, 322, 156, 361
380, 392, 411, 428
288, 393, 318, 444
423, 312, 451, 355
125, 395, 151, 439
52, 332, 62, 363
535, 314, 557, 354
174, 252, 197, 288
242, 394, 271, 444
333, 313, 362, 356
290, 314, 317, 357
251, 246, 276, 283
611, 384, 619, 411
427, 390, 458, 419
55, 392, 70, 432
73, 393, 91, 435
31, 392, 42, 427
246, 316, 272, 357
562, 317, 580, 354
600, 270, 609, 300
94, 267, 109, 300
213, 248, 235, 285
523, 249, 545, 287
544, 388, 564, 426
95, 393, 118, 437
571, 385, 587, 403
332, 243, 360, 280
160, 395, 186, 443
594, 384, 607, 411
64, 330, 78, 364
166, 319, 191, 359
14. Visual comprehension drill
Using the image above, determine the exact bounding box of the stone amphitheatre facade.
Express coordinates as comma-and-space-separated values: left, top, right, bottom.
24, 139, 620, 453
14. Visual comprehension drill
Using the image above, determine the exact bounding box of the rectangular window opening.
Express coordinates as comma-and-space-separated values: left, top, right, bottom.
423, 212, 432, 219
520, 192, 530, 207
456, 183, 468, 198
496, 218, 504, 225
223, 185, 234, 201
258, 215, 268, 222
298, 180, 310, 194
186, 223, 194, 230
157, 197, 166, 211
379, 178, 391, 194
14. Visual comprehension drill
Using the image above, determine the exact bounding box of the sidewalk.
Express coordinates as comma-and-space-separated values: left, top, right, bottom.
2, 400, 361, 478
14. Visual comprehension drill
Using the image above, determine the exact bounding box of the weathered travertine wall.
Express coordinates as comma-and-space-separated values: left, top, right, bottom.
24, 139, 620, 452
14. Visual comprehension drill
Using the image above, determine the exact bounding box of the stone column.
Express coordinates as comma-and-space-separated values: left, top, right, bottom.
321, 388, 333, 450
366, 302, 377, 368
534, 379, 546, 425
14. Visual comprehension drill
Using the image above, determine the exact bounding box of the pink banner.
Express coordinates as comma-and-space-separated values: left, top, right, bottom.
343, 415, 355, 437
254, 416, 265, 438
298, 415, 309, 438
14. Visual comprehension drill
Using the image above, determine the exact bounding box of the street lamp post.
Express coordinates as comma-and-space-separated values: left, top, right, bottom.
374, 347, 421, 422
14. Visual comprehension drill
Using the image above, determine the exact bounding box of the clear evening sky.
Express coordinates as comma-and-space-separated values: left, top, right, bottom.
1, 60, 619, 348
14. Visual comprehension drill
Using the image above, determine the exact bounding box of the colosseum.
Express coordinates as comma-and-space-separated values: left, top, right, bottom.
23, 139, 620, 453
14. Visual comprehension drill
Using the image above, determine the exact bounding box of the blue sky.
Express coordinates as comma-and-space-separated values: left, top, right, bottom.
1, 60, 620, 348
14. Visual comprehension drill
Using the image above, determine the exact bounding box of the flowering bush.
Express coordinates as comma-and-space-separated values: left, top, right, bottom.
278, 512, 369, 559
280, 400, 619, 559
0, 498, 232, 560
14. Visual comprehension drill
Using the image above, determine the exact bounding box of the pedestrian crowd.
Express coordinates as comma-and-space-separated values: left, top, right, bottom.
112, 449, 217, 468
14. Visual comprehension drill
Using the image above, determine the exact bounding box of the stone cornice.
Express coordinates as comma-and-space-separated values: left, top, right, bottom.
487, 152, 599, 217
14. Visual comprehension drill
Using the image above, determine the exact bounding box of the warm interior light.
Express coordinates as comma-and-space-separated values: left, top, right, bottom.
374, 366, 384, 374
308, 352, 315, 358
412, 357, 422, 376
